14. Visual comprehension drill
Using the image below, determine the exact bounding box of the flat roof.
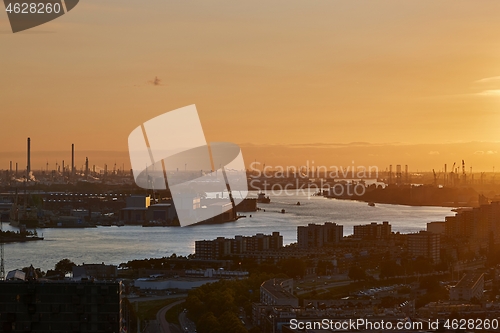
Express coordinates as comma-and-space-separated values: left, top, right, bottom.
261, 279, 297, 300
455, 272, 484, 289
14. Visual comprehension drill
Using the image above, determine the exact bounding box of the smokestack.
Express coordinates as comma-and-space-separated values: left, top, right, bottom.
9, 161, 12, 174
71, 144, 75, 175
85, 157, 89, 178
62, 160, 65, 175
27, 137, 31, 176
444, 164, 447, 186
15, 163, 18, 177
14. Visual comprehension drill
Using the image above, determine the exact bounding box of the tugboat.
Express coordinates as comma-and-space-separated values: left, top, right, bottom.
368, 202, 375, 207
257, 192, 271, 203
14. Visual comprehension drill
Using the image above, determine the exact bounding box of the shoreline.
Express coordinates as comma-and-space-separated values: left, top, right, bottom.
0, 236, 44, 244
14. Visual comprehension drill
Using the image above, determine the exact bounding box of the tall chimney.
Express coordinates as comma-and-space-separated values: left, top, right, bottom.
27, 137, 31, 176
85, 157, 89, 178
71, 144, 74, 175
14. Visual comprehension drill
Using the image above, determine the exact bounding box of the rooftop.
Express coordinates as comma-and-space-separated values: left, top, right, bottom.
261, 279, 297, 301
454, 272, 484, 290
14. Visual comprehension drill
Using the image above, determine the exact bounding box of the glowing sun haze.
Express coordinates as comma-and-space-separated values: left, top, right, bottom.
2, 0, 500, 171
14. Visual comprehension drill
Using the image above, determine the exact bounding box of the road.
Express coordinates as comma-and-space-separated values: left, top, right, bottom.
179, 311, 197, 333
126, 294, 188, 303
296, 280, 351, 296
157, 300, 185, 333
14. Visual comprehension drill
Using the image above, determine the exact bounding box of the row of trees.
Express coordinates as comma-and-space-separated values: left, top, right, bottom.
20, 258, 76, 278
185, 272, 285, 333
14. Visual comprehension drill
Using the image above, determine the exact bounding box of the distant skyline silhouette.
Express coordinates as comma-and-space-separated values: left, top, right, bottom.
2, 141, 500, 172
2, 1, 500, 171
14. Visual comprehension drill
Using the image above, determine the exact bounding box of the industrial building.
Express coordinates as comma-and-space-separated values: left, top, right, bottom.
119, 195, 178, 225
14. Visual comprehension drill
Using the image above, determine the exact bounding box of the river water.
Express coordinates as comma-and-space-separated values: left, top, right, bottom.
1, 190, 453, 273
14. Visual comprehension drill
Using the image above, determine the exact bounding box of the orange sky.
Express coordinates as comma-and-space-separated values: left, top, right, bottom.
2, 1, 500, 171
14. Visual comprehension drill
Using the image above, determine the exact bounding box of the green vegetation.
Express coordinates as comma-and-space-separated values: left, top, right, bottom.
54, 258, 76, 275
185, 273, 285, 333
165, 302, 184, 326
348, 266, 366, 281
415, 276, 448, 308
136, 298, 183, 321
239, 257, 307, 278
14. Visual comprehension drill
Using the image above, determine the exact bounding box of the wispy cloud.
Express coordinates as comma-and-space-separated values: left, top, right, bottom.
476, 90, 500, 96
472, 76, 500, 96
473, 150, 497, 155
428, 151, 440, 155
475, 76, 500, 83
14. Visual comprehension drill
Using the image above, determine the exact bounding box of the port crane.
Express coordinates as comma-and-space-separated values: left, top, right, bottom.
462, 160, 466, 185
450, 162, 456, 186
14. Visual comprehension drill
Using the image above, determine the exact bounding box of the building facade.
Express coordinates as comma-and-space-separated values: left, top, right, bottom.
353, 221, 391, 239
449, 272, 484, 301
407, 231, 440, 263
195, 232, 283, 260
0, 281, 121, 333
297, 222, 343, 249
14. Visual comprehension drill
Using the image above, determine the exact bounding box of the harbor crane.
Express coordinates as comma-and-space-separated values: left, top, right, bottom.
462, 160, 466, 185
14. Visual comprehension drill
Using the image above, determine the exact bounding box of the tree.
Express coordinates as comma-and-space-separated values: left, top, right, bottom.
219, 311, 247, 333
55, 258, 76, 275
419, 276, 440, 292
380, 260, 402, 279
317, 260, 334, 276
348, 266, 366, 281
22, 266, 45, 278
279, 258, 306, 278
197, 312, 221, 333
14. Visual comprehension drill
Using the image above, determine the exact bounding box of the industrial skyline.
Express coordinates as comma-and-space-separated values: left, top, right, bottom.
3, 140, 500, 173
3, 1, 500, 168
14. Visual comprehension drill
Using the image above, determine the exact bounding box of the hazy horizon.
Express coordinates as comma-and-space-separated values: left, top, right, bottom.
2, 140, 500, 173
3, 1, 500, 172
